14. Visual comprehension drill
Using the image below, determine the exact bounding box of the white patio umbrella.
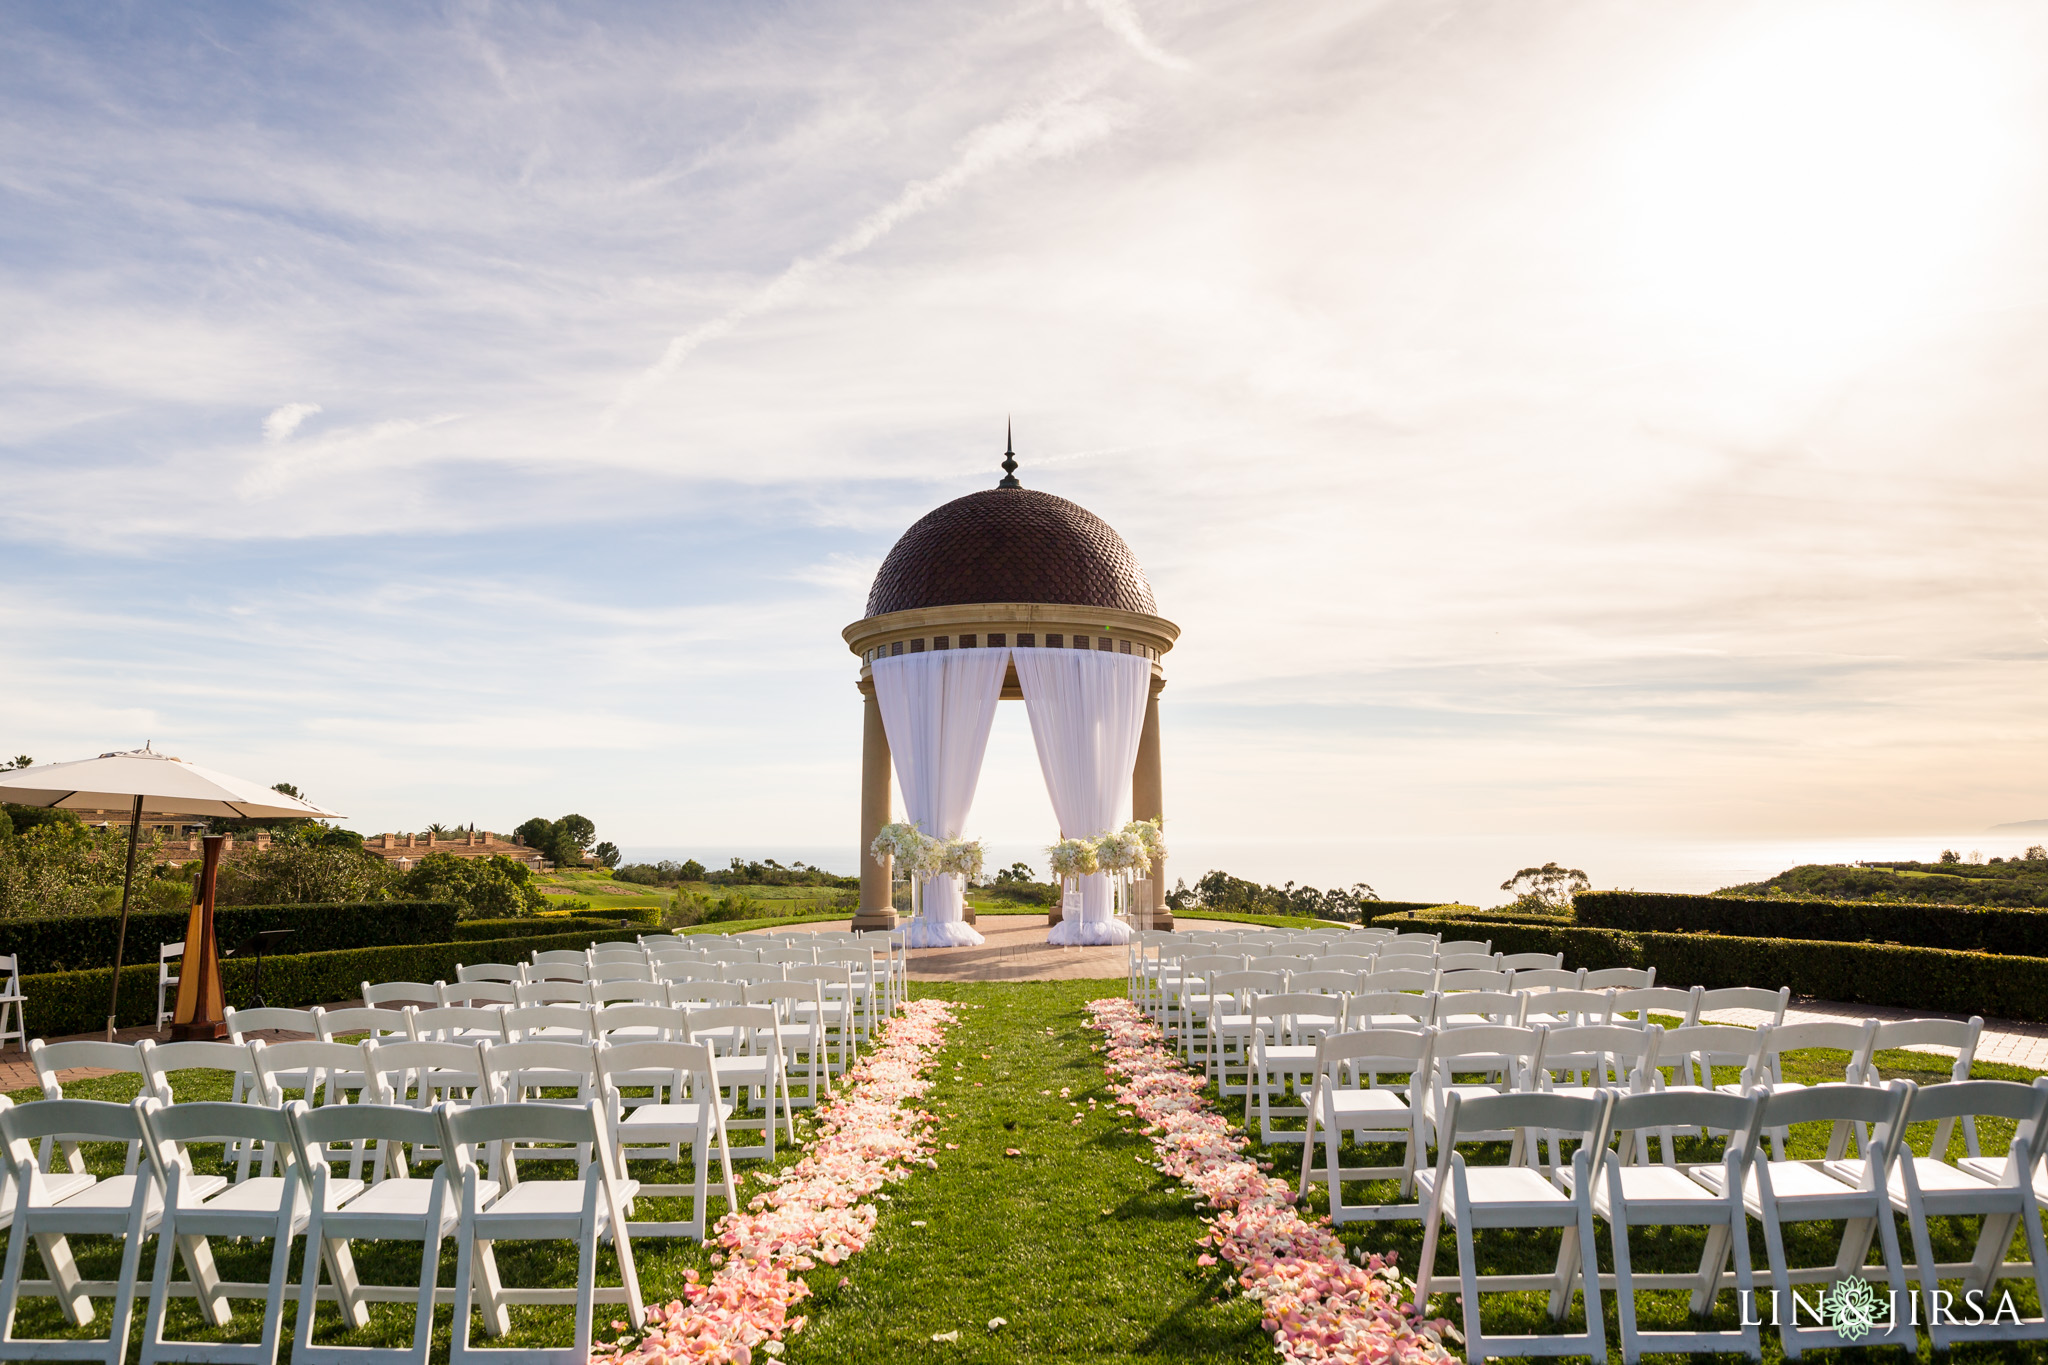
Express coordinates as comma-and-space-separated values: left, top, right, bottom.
0, 744, 343, 1037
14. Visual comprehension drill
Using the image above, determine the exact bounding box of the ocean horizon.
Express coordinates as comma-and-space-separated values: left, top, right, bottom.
616, 831, 2038, 910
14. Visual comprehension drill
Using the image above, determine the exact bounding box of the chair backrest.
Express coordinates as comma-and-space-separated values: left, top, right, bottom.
225, 1002, 323, 1047
516, 981, 593, 1007
502, 1004, 596, 1042
589, 947, 647, 964
1607, 1087, 1764, 1150
141, 1097, 298, 1175
724, 963, 788, 985
1314, 955, 1375, 974
1362, 968, 1436, 994
315, 1005, 413, 1042
685, 1004, 781, 1051
594, 1004, 690, 1040
669, 980, 746, 1007
703, 949, 761, 965
591, 962, 655, 983
1436, 968, 1511, 993
1656, 1023, 1761, 1077
1435, 955, 1497, 975
596, 1040, 719, 1095
409, 1006, 509, 1044
440, 980, 519, 1008
1436, 991, 1527, 1026
1608, 986, 1697, 1025
1287, 969, 1362, 997
1758, 1079, 1909, 1137
1897, 1076, 2047, 1170
1537, 1023, 1661, 1087
1864, 1015, 1982, 1080
1249, 991, 1347, 1033
1, 1095, 147, 1150
1694, 985, 1790, 1023
533, 950, 590, 966
439, 1097, 604, 1156
1372, 955, 1436, 973
1498, 952, 1564, 971
140, 1039, 257, 1102
1435, 939, 1491, 956
1581, 966, 1655, 990
1511, 968, 1584, 992
252, 1040, 369, 1104
1446, 1088, 1609, 1146
1211, 970, 1287, 1001
1528, 989, 1616, 1025
1318, 1026, 1433, 1074
288, 1098, 443, 1168
31, 1038, 148, 1096
1347, 991, 1435, 1028
1755, 1019, 1876, 1072
591, 980, 668, 1007
362, 981, 441, 1009
1177, 954, 1244, 978
760, 948, 817, 967
160, 940, 185, 964
1429, 1023, 1542, 1066
360, 1039, 490, 1103
456, 962, 523, 984
479, 1039, 599, 1092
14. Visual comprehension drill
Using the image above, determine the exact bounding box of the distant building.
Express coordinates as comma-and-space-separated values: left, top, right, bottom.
362, 830, 554, 873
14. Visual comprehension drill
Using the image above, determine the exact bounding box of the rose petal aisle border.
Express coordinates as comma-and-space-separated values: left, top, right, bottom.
1085, 998, 1458, 1365
593, 998, 960, 1365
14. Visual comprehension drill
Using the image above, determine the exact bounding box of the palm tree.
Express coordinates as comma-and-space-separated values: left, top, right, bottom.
425, 822, 451, 838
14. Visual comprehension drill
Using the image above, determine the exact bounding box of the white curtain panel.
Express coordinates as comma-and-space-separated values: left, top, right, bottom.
1013, 648, 1153, 946
871, 648, 1010, 948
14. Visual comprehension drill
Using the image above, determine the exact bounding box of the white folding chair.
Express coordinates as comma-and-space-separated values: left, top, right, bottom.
742, 981, 832, 1108
514, 983, 592, 1009
1690, 1081, 1918, 1359
1436, 939, 1492, 957
315, 1007, 414, 1048
408, 1006, 509, 1048
1499, 952, 1565, 972
1436, 957, 1500, 978
438, 1100, 643, 1364
1693, 985, 1790, 1027
597, 1041, 737, 1239
0, 954, 24, 1052
684, 1005, 793, 1161
137, 1098, 360, 1365
1721, 1019, 1878, 1160
1582, 967, 1655, 991
1414, 1090, 1612, 1363
1420, 1024, 1545, 1149
1204, 970, 1288, 1095
1855, 1015, 1985, 1157
439, 982, 518, 1009
502, 1005, 594, 1045
0, 1097, 162, 1362
1346, 990, 1435, 1031
28, 1039, 157, 1176
1521, 989, 1615, 1030
157, 942, 185, 1029
1299, 1028, 1436, 1223
1247, 992, 1348, 1142
139, 1039, 275, 1181
593, 1004, 688, 1051
1511, 968, 1585, 995
288, 1101, 481, 1365
1434, 991, 1528, 1031
1608, 986, 1698, 1029
455, 964, 522, 985
1592, 1088, 1767, 1362
1851, 1078, 2048, 1351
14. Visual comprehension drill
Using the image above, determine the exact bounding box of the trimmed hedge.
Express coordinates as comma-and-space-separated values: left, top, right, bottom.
1370, 911, 2048, 1024
1575, 890, 2048, 957
0, 901, 461, 974
566, 905, 661, 926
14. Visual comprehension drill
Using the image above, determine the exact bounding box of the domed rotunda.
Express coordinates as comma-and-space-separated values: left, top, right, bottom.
843, 431, 1178, 941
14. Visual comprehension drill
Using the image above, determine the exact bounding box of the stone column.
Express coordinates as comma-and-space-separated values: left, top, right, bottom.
853, 678, 898, 931
1131, 674, 1171, 929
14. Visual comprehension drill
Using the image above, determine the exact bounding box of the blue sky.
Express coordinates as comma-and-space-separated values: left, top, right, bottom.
6, 1, 2048, 889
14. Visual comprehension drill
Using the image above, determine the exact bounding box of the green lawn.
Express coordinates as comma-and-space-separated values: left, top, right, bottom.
6, 983, 2046, 1363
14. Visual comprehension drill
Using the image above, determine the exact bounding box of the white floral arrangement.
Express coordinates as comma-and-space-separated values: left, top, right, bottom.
1122, 818, 1167, 863
870, 821, 936, 875
1047, 836, 1100, 879
1095, 828, 1152, 878
935, 836, 985, 882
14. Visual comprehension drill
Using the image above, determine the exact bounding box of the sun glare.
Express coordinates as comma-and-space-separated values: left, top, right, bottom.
1619, 4, 2014, 372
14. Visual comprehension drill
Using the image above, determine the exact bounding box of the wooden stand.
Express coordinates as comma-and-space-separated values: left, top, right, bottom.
170, 835, 228, 1040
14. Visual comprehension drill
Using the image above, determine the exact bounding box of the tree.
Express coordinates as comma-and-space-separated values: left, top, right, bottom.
392, 852, 546, 919
271, 782, 302, 799
554, 814, 596, 855
592, 841, 621, 870
425, 822, 451, 838
993, 862, 1037, 885
7, 756, 33, 770
212, 842, 396, 906
2028, 846, 2048, 862
1939, 849, 1962, 865
1500, 862, 1590, 912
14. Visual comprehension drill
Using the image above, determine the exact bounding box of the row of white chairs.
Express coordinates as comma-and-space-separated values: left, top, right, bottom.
0, 1091, 657, 1365
1398, 1078, 2048, 1360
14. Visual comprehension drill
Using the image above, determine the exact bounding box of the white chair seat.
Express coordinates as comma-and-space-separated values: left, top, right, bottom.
202, 1175, 363, 1214
1326, 1089, 1411, 1121
1417, 1164, 1569, 1212
46, 1172, 195, 1215
341, 1175, 498, 1223
1585, 1164, 1726, 1217
1257, 1045, 1320, 1066
482, 1177, 641, 1220
1691, 1159, 1858, 1206
621, 1103, 730, 1129
0, 1169, 96, 1218
1823, 1156, 1988, 1201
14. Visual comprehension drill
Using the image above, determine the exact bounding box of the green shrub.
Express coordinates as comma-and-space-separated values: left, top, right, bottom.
703, 893, 767, 924
0, 901, 460, 974
1371, 910, 2048, 1023
568, 904, 661, 926
1575, 890, 2048, 956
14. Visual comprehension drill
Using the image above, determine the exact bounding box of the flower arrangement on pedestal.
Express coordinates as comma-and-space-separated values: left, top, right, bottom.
934, 835, 984, 883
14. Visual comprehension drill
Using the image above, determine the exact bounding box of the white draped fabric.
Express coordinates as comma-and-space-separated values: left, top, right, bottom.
870, 649, 1009, 947
1013, 649, 1153, 946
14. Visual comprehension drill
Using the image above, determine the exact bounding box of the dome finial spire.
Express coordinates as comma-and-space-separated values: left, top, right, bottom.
998, 417, 1021, 488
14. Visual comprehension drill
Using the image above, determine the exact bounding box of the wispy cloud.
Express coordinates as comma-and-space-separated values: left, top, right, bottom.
1077, 0, 1196, 71
262, 402, 321, 442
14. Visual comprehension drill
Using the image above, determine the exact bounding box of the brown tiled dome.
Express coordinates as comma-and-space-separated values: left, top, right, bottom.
864, 488, 1158, 618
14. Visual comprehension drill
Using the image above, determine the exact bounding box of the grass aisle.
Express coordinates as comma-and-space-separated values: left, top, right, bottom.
791, 979, 1270, 1365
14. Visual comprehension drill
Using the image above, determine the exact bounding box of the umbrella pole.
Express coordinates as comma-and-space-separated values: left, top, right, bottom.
106, 793, 143, 1042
